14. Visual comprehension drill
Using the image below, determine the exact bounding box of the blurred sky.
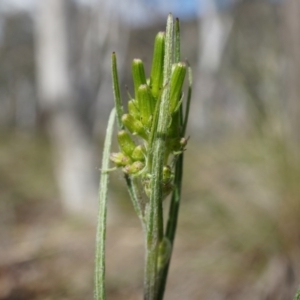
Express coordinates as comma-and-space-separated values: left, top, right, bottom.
0, 0, 201, 18
0, 0, 283, 23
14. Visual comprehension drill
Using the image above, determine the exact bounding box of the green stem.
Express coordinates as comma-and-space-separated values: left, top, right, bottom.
157, 153, 183, 300
157, 21, 190, 299
144, 13, 174, 300
125, 175, 146, 229
94, 108, 116, 300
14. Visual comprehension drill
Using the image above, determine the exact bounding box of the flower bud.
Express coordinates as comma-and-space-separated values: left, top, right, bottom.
132, 59, 147, 99
110, 152, 132, 167
123, 161, 145, 175
150, 32, 165, 98
179, 137, 188, 149
117, 130, 136, 156
169, 62, 186, 114
137, 84, 155, 128
163, 165, 173, 183
131, 145, 146, 161
167, 136, 188, 153
122, 114, 148, 140
157, 237, 172, 270
128, 100, 140, 120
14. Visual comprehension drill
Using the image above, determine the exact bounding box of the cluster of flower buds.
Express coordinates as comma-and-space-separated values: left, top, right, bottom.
110, 31, 188, 199
110, 130, 146, 175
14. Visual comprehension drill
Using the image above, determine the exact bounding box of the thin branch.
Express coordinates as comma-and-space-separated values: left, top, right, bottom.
157, 153, 183, 300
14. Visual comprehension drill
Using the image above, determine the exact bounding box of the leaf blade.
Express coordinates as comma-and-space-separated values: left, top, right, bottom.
94, 108, 116, 300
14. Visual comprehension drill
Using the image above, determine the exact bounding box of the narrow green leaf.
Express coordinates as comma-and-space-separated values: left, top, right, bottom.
183, 64, 193, 136
112, 53, 124, 130
94, 108, 116, 300
174, 19, 184, 129
174, 18, 180, 63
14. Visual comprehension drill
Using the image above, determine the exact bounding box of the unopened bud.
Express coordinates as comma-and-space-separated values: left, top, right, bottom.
137, 84, 155, 128
179, 137, 188, 148
167, 136, 188, 153
132, 59, 147, 99
123, 161, 145, 175
131, 145, 146, 161
128, 100, 140, 120
169, 62, 186, 114
110, 152, 132, 167
150, 32, 165, 98
122, 114, 148, 140
163, 165, 173, 183
117, 130, 136, 156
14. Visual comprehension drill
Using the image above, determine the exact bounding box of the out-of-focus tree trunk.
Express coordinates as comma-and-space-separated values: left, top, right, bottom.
190, 0, 233, 132
282, 0, 300, 145
34, 0, 98, 215
87, 0, 130, 136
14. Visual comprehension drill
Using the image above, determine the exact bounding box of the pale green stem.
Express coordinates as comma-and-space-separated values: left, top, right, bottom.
94, 108, 116, 300
125, 175, 146, 229
157, 21, 192, 299
144, 13, 174, 300
157, 153, 183, 300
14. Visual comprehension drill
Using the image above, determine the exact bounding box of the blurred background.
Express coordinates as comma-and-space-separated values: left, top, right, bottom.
1, 0, 300, 299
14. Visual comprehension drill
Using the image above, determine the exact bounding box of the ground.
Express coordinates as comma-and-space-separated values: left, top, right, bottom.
1, 131, 300, 299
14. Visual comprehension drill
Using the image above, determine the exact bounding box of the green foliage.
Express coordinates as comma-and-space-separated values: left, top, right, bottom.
294, 286, 300, 300
94, 14, 192, 300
